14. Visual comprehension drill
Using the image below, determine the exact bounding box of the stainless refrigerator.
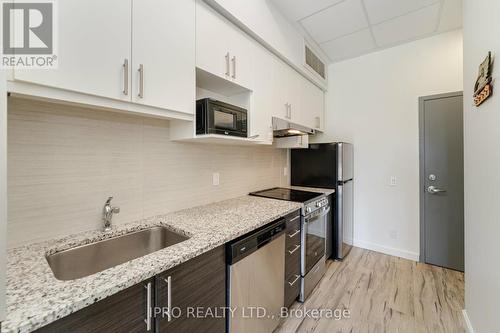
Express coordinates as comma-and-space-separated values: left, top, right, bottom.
291, 142, 354, 260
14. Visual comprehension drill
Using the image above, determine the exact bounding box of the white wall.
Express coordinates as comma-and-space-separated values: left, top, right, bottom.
463, 0, 500, 332
317, 30, 463, 261
7, 97, 288, 248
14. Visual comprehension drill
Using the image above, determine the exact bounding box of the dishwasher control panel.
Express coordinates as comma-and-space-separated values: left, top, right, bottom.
227, 219, 286, 264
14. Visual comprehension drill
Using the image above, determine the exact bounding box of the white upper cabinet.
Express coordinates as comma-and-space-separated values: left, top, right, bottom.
132, 0, 195, 114
13, 0, 132, 101
11, 0, 195, 118
300, 78, 325, 131
274, 61, 301, 123
196, 0, 253, 90
250, 46, 278, 143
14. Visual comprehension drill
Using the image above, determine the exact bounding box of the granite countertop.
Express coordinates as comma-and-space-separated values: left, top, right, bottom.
2, 196, 302, 333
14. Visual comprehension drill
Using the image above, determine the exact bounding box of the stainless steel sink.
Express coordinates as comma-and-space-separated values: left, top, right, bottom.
46, 226, 189, 281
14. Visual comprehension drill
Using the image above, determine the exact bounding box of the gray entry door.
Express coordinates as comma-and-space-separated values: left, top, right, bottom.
419, 92, 464, 272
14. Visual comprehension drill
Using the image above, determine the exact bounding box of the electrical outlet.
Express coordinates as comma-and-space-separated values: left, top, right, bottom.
390, 176, 397, 186
212, 172, 220, 186
283, 167, 288, 176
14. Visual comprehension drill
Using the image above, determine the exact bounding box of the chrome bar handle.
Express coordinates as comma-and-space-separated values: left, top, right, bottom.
225, 52, 230, 77
164, 276, 172, 322
144, 282, 152, 331
288, 274, 300, 287
231, 56, 236, 79
138, 64, 144, 98
288, 229, 300, 238
123, 59, 129, 96
288, 244, 301, 255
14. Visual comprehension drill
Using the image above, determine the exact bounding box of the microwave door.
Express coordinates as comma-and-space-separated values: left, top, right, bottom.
213, 108, 237, 131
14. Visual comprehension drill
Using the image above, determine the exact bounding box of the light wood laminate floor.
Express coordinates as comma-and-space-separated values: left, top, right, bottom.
275, 247, 465, 333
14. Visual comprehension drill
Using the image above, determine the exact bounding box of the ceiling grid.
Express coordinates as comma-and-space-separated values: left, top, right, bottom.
272, 0, 462, 62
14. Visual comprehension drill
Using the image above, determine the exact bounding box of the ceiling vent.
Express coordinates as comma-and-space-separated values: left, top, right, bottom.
305, 45, 326, 80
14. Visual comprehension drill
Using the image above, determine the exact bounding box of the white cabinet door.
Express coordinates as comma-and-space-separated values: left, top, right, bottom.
300, 78, 324, 130
250, 46, 277, 143
132, 0, 195, 114
196, 0, 253, 89
274, 61, 300, 122
14, 0, 132, 101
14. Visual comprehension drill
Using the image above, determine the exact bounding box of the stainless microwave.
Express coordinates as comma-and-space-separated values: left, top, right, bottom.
196, 99, 248, 137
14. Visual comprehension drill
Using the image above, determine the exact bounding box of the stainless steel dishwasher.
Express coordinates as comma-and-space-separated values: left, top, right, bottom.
227, 218, 286, 333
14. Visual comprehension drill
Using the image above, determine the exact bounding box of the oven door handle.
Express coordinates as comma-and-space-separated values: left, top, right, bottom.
305, 206, 330, 222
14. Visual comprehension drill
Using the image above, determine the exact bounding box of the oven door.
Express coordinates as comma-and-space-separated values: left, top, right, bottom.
301, 206, 329, 275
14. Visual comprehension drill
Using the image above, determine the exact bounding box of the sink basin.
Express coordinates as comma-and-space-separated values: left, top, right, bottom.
46, 226, 189, 281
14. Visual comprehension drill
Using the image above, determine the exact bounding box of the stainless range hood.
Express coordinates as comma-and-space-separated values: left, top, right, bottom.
272, 117, 315, 137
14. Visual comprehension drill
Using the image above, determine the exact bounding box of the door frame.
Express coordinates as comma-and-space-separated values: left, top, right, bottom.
418, 91, 463, 263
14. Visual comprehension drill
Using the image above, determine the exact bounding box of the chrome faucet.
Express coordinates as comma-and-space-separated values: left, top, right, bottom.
103, 197, 120, 232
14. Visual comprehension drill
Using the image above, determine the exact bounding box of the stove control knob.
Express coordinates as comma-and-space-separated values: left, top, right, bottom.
316, 202, 321, 207
306, 207, 312, 213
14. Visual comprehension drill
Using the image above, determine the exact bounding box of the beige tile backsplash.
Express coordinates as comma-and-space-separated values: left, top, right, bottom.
7, 97, 288, 248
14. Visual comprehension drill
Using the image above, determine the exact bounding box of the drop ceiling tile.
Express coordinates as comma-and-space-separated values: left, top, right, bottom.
321, 29, 376, 62
372, 3, 441, 47
271, 0, 344, 21
363, 0, 439, 24
438, 0, 463, 31
300, 0, 368, 43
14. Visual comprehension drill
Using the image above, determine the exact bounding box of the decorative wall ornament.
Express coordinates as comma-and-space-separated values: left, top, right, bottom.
474, 51, 493, 107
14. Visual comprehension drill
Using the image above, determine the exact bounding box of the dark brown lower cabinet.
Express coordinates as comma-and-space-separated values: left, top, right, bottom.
284, 210, 301, 308
155, 246, 226, 333
34, 279, 153, 333
33, 246, 226, 333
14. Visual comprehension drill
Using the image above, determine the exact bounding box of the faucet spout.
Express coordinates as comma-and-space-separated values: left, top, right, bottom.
103, 196, 120, 232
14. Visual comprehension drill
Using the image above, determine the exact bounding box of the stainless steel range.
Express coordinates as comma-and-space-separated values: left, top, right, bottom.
249, 188, 330, 302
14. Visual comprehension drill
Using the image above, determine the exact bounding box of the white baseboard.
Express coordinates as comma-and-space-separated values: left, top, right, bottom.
462, 310, 475, 333
353, 239, 419, 261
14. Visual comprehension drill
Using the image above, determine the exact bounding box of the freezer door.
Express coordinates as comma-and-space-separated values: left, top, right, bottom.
337, 143, 354, 182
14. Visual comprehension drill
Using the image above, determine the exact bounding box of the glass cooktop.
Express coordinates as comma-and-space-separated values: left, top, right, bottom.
249, 187, 322, 203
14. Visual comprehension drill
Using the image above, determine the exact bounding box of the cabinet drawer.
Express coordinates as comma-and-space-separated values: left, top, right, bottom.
285, 221, 301, 248
285, 210, 300, 228
284, 273, 301, 308
285, 242, 301, 277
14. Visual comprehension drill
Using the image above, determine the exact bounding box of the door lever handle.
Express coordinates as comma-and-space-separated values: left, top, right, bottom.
427, 185, 446, 194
